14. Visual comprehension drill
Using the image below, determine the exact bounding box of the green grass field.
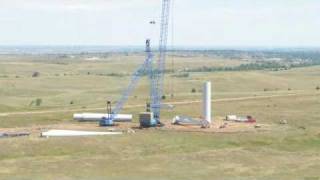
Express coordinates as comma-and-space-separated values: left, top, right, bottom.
0, 54, 319, 180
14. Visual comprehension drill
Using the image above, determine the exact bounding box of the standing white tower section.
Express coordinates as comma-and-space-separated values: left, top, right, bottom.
203, 81, 212, 124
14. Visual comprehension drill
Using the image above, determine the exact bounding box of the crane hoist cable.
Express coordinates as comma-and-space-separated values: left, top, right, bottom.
170, 0, 175, 98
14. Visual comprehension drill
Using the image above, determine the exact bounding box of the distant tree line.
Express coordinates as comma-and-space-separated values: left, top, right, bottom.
183, 60, 320, 73
170, 49, 320, 62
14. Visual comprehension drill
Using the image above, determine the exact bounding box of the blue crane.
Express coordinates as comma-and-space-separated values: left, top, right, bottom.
100, 0, 171, 126
150, 0, 171, 123
99, 40, 154, 126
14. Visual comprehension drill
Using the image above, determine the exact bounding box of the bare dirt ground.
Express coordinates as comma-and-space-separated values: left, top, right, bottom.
0, 117, 276, 138
163, 119, 272, 133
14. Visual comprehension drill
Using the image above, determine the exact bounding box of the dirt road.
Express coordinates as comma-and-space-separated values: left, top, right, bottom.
0, 93, 308, 117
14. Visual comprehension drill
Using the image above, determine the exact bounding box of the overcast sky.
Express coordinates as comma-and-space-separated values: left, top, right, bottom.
0, 0, 319, 47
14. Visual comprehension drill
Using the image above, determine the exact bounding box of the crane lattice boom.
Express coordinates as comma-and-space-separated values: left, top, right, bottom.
151, 0, 171, 123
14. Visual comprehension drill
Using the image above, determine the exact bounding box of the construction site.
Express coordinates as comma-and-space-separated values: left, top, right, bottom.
0, 0, 263, 137
0, 0, 320, 180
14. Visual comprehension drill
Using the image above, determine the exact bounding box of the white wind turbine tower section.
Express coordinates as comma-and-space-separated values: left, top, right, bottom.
203, 81, 212, 124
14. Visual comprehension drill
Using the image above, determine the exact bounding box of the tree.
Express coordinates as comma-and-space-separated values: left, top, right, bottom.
32, 72, 40, 77
191, 88, 196, 93
35, 98, 42, 106
316, 86, 320, 91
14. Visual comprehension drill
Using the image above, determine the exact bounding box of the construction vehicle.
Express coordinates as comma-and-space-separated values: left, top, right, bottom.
99, 101, 113, 126
139, 112, 158, 128
100, 0, 171, 127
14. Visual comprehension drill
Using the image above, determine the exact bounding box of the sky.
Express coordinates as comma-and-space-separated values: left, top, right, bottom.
0, 0, 319, 47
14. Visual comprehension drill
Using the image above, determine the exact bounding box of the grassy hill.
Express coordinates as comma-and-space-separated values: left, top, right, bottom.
0, 54, 319, 180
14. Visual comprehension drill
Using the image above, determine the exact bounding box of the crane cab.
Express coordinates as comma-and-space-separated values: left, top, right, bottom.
139, 112, 157, 128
